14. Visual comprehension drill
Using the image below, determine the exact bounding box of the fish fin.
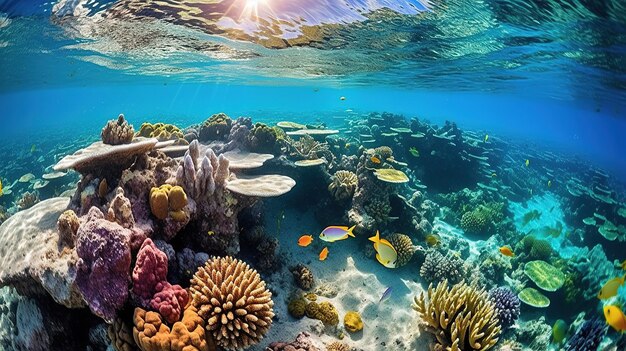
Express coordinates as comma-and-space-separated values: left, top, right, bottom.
347, 225, 356, 237
368, 230, 380, 243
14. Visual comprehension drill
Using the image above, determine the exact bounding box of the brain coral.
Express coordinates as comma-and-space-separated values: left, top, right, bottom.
305, 301, 339, 327
413, 280, 501, 351
388, 233, 416, 267
189, 256, 274, 350
328, 170, 357, 201
76, 207, 132, 323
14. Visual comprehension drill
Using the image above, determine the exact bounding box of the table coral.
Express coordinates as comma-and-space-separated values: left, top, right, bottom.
75, 207, 132, 322
413, 280, 501, 351
189, 256, 274, 350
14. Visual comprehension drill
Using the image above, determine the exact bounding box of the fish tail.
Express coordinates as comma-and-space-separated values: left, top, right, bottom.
347, 225, 356, 237
368, 230, 380, 243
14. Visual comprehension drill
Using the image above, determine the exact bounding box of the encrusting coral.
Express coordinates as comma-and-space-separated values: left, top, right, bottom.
132, 306, 215, 351
328, 170, 357, 201
102, 114, 135, 145
413, 280, 501, 351
388, 233, 416, 267
189, 256, 274, 350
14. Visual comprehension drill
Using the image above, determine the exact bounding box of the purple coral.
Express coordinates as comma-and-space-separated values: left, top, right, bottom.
564, 318, 607, 351
75, 207, 132, 323
149, 282, 189, 324
132, 239, 168, 305
176, 248, 209, 282
488, 287, 521, 329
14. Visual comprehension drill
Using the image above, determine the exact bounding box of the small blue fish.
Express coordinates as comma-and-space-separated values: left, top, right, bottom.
379, 286, 393, 303
319, 225, 356, 243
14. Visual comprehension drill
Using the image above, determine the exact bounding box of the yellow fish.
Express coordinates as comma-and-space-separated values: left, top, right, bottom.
484, 134, 489, 142
0, 179, 3, 197
598, 275, 626, 300
370, 156, 381, 164
603, 305, 626, 332
548, 180, 552, 187
525, 159, 530, 167
424, 234, 440, 247
499, 246, 514, 257
345, 143, 351, 149
207, 231, 215, 236
368, 231, 398, 269
491, 172, 497, 178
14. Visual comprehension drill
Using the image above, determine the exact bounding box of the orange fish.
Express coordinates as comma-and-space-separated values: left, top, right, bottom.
319, 247, 329, 261
298, 235, 313, 247
370, 156, 381, 164
499, 246, 514, 257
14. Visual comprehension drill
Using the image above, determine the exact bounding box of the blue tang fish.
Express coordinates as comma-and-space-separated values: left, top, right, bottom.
319, 225, 356, 242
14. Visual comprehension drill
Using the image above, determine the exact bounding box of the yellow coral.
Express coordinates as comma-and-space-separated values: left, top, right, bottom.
343, 311, 363, 333
136, 122, 187, 144
305, 301, 339, 326
149, 185, 188, 222
413, 280, 501, 351
168, 186, 188, 211
287, 297, 307, 319
149, 186, 170, 220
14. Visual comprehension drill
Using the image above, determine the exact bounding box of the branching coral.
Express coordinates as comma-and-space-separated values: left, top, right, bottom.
413, 280, 501, 351
488, 287, 520, 329
286, 134, 331, 160
420, 250, 465, 284
189, 256, 274, 350
102, 114, 135, 145
328, 170, 357, 201
564, 318, 606, 351
388, 233, 416, 267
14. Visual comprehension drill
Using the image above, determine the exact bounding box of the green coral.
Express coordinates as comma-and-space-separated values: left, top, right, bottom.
136, 122, 187, 144
460, 210, 488, 234
563, 272, 582, 304
524, 260, 565, 292
287, 297, 307, 319
460, 202, 504, 235
305, 301, 339, 326
518, 287, 550, 308
519, 236, 553, 260
245, 123, 284, 154
199, 112, 232, 141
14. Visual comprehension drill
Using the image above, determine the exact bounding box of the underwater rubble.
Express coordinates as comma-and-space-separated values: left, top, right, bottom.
0, 111, 625, 351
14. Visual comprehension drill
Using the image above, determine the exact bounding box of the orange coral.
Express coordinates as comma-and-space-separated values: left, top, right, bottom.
132, 306, 215, 351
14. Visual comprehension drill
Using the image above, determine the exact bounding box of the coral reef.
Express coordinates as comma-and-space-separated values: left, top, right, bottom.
488, 287, 520, 329
245, 123, 284, 154
102, 114, 135, 145
572, 244, 617, 300
291, 264, 315, 291
327, 170, 357, 201
17, 191, 39, 210
189, 256, 274, 350
387, 233, 416, 267
413, 280, 501, 351
564, 318, 606, 351
75, 207, 132, 322
266, 332, 321, 351
343, 311, 363, 333
305, 301, 339, 327
136, 122, 186, 144
57, 209, 80, 248
132, 306, 214, 351
419, 250, 465, 284
514, 317, 551, 350
199, 113, 232, 141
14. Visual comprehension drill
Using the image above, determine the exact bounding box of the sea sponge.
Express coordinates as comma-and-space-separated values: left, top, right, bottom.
419, 250, 465, 284
57, 209, 80, 248
149, 185, 189, 222
132, 238, 169, 304
189, 256, 274, 350
388, 233, 416, 267
199, 113, 232, 141
291, 264, 314, 290
132, 306, 214, 351
343, 311, 363, 333
287, 297, 307, 319
328, 170, 357, 201
108, 317, 138, 351
488, 287, 520, 329
150, 186, 170, 220
149, 282, 189, 325
305, 301, 339, 327
413, 280, 501, 351
136, 122, 186, 144
102, 114, 134, 145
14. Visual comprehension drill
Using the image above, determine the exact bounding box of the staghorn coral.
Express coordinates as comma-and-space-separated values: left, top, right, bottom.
102, 114, 134, 145
388, 233, 416, 267
291, 264, 314, 290
132, 306, 214, 351
488, 287, 520, 329
564, 318, 606, 351
343, 311, 363, 333
199, 113, 232, 141
288, 297, 307, 319
305, 301, 339, 327
57, 209, 80, 248
328, 170, 357, 201
413, 280, 501, 351
419, 250, 465, 284
75, 207, 132, 323
189, 256, 274, 350
108, 317, 138, 351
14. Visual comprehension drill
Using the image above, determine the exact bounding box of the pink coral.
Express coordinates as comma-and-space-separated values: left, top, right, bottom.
149, 282, 189, 324
132, 238, 168, 305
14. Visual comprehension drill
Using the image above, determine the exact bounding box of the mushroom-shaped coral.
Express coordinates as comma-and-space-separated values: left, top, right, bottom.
75, 207, 132, 322
372, 168, 409, 184
343, 311, 363, 333
132, 306, 214, 351
488, 287, 520, 329
226, 175, 296, 197
189, 256, 274, 350
149, 185, 189, 221
102, 114, 135, 145
388, 233, 415, 267
305, 301, 339, 327
199, 113, 232, 141
328, 170, 357, 201
524, 260, 565, 292
221, 150, 274, 170
291, 264, 314, 291
413, 280, 501, 351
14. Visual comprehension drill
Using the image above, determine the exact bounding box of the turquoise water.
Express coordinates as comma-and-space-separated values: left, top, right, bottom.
1, 0, 626, 350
